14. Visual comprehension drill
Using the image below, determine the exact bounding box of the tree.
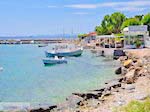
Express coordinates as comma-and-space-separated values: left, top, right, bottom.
134, 15, 144, 21
121, 18, 140, 29
101, 15, 112, 34
78, 34, 88, 39
95, 26, 107, 35
141, 13, 150, 36
95, 12, 126, 35
110, 12, 126, 33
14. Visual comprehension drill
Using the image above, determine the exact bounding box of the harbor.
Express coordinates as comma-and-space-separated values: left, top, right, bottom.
0, 0, 150, 111
0, 25, 150, 112
0, 44, 118, 109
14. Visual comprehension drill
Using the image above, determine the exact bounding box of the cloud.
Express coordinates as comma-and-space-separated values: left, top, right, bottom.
65, 0, 150, 11
115, 7, 146, 12
65, 4, 97, 9
73, 12, 89, 15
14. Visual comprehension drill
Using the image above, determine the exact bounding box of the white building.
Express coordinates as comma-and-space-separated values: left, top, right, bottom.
123, 25, 150, 48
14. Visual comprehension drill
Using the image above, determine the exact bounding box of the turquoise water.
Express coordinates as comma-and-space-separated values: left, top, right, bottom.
0, 44, 117, 105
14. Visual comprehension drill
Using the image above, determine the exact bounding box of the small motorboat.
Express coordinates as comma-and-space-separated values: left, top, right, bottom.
0, 67, 3, 71
45, 47, 83, 57
43, 56, 67, 65
38, 44, 48, 47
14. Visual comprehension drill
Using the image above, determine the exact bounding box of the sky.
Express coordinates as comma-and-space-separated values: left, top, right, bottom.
0, 0, 150, 36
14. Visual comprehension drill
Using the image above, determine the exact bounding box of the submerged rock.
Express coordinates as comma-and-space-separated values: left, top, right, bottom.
30, 105, 57, 112
72, 93, 99, 100
106, 80, 121, 89
93, 87, 105, 92
115, 67, 122, 75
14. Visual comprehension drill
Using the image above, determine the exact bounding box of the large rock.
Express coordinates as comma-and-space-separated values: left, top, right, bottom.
135, 59, 143, 67
125, 69, 136, 84
66, 95, 83, 107
123, 59, 132, 68
124, 84, 135, 90
121, 67, 128, 75
135, 94, 148, 100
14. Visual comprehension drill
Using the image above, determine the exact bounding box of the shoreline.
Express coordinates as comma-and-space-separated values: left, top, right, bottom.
30, 48, 150, 112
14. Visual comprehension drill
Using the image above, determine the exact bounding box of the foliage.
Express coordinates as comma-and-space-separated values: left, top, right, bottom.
95, 12, 126, 35
141, 13, 150, 36
110, 12, 126, 33
115, 37, 125, 42
141, 13, 150, 25
121, 18, 140, 29
113, 98, 150, 112
134, 15, 144, 21
114, 33, 124, 37
95, 12, 150, 35
95, 26, 108, 35
78, 33, 88, 39
134, 39, 142, 48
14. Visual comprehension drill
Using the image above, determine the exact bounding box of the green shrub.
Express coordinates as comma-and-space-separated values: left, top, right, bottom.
134, 39, 142, 48
113, 98, 150, 112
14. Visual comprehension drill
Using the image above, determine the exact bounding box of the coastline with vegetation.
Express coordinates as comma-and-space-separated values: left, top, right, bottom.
30, 49, 150, 112
29, 12, 150, 112
78, 12, 150, 39
0, 12, 150, 112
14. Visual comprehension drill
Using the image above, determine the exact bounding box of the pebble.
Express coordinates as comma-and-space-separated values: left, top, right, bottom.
135, 94, 148, 100
114, 100, 126, 106
124, 84, 135, 90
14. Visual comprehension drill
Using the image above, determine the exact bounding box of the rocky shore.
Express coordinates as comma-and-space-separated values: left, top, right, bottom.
30, 49, 150, 112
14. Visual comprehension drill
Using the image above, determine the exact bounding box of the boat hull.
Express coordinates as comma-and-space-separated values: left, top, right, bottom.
38, 44, 48, 47
43, 58, 67, 65
45, 49, 83, 57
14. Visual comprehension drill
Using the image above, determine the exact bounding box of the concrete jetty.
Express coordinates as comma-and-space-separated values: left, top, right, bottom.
0, 38, 75, 44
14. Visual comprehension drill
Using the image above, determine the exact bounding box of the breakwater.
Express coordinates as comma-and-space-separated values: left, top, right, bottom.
0, 39, 75, 44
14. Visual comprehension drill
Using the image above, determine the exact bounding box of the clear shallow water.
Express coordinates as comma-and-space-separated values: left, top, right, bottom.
0, 44, 117, 105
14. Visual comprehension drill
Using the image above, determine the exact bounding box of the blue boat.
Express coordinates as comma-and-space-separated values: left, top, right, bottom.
45, 47, 83, 57
43, 56, 67, 65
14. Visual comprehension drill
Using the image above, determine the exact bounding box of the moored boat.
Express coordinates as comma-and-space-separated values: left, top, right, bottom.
0, 67, 3, 71
45, 47, 83, 57
43, 56, 67, 65
38, 44, 48, 47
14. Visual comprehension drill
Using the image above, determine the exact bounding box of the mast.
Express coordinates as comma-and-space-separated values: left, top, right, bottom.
71, 27, 74, 38
63, 27, 65, 38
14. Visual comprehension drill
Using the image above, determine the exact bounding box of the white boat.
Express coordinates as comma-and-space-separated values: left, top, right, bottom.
43, 56, 67, 65
0, 67, 3, 71
45, 47, 83, 57
38, 44, 48, 47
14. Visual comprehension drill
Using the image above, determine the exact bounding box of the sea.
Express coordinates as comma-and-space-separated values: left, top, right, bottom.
0, 44, 118, 107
